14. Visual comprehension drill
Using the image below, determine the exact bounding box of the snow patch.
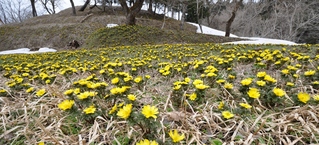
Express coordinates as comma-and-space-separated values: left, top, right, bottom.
0, 47, 57, 55
188, 22, 297, 45
187, 22, 238, 37
224, 37, 297, 45
107, 24, 119, 28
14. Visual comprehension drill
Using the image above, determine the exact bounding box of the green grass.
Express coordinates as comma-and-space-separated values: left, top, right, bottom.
86, 25, 241, 48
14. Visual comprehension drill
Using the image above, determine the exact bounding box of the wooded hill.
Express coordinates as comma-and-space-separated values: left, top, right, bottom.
0, 5, 241, 51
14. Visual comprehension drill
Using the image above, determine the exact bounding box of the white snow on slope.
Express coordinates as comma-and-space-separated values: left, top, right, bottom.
187, 22, 297, 45
0, 48, 57, 55
106, 24, 119, 28
224, 37, 297, 45
187, 22, 238, 37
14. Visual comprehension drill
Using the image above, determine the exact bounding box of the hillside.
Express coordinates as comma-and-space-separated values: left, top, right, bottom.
0, 6, 241, 51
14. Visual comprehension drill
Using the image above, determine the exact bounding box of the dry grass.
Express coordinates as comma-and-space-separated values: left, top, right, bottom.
1, 44, 319, 144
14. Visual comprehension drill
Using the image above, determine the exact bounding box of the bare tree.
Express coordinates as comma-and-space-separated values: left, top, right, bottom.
39, 0, 60, 14
79, 0, 91, 11
180, 1, 187, 30
0, 1, 7, 24
119, 0, 145, 25
229, 0, 319, 42
0, 18, 4, 25
225, 0, 242, 37
30, 0, 37, 17
203, 0, 227, 27
0, 0, 33, 23
70, 0, 76, 15
147, 0, 153, 13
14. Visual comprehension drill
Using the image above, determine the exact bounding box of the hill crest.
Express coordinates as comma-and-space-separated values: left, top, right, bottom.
0, 6, 241, 51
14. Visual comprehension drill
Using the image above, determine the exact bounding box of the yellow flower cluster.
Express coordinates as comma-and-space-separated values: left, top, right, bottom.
1, 43, 319, 143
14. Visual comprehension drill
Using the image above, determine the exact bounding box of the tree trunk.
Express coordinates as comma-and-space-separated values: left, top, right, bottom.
0, 18, 3, 25
180, 3, 187, 30
119, 0, 145, 25
225, 0, 242, 37
79, 0, 91, 11
30, 0, 37, 17
148, 0, 153, 13
70, 0, 76, 15
161, 4, 166, 29
196, 0, 203, 33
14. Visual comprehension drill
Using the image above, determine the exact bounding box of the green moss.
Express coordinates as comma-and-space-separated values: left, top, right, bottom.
86, 25, 241, 48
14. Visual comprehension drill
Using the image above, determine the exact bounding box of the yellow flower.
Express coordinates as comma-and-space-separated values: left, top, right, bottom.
64, 89, 74, 95
127, 94, 136, 101
297, 92, 310, 104
228, 74, 236, 79
274, 61, 281, 65
118, 102, 124, 107
136, 139, 158, 145
216, 79, 225, 84
222, 111, 234, 119
26, 87, 34, 93
99, 69, 105, 74
0, 89, 6, 93
286, 82, 294, 86
110, 86, 130, 95
256, 80, 266, 86
247, 88, 260, 99
304, 70, 316, 76
22, 73, 29, 77
313, 95, 319, 101
313, 81, 319, 85
264, 75, 277, 83
145, 75, 151, 79
193, 79, 203, 85
273, 88, 285, 97
109, 104, 118, 114
45, 79, 51, 84
123, 76, 132, 82
218, 101, 224, 110
134, 76, 143, 83
173, 85, 181, 91
83, 105, 96, 114
142, 105, 159, 119
241, 78, 252, 86
58, 100, 75, 111
184, 77, 190, 83
117, 104, 133, 119
239, 103, 252, 109
111, 77, 119, 84
256, 71, 267, 78
188, 93, 197, 101
38, 142, 45, 145
224, 83, 233, 89
206, 72, 217, 77
74, 88, 81, 94
36, 89, 46, 97
281, 69, 289, 75
195, 84, 209, 90
77, 91, 96, 100
169, 130, 185, 143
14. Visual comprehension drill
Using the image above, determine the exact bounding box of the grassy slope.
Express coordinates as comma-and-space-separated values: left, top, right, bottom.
0, 6, 241, 51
